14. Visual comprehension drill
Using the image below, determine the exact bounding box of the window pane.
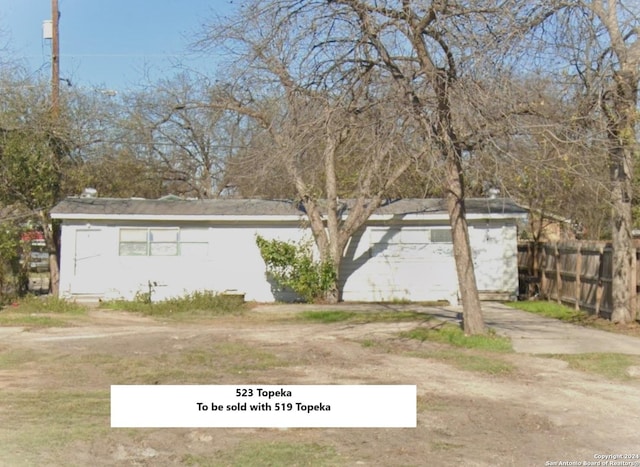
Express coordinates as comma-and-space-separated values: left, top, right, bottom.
120, 229, 147, 242
120, 242, 147, 256
150, 229, 179, 242
150, 242, 178, 256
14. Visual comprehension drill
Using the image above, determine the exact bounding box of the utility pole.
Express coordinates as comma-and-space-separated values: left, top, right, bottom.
45, 0, 62, 297
51, 0, 60, 118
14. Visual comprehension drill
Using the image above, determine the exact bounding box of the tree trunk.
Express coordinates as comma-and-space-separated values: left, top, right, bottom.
39, 210, 60, 296
324, 273, 340, 304
610, 178, 632, 323
444, 148, 485, 335
608, 69, 637, 324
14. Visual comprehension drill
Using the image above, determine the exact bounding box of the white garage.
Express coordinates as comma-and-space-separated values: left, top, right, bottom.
344, 226, 457, 302
50, 197, 526, 303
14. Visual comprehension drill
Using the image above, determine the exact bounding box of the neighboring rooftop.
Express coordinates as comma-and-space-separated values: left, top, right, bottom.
50, 197, 527, 219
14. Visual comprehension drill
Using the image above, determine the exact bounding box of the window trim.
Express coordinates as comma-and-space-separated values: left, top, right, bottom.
118, 227, 208, 257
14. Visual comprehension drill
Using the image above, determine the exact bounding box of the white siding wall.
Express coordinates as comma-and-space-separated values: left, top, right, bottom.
59, 221, 308, 302
58, 218, 519, 303
469, 221, 519, 296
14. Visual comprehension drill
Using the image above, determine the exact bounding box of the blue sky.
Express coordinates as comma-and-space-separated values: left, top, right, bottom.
0, 0, 237, 92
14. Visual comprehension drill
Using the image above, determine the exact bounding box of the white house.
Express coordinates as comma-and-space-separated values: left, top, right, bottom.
50, 197, 527, 303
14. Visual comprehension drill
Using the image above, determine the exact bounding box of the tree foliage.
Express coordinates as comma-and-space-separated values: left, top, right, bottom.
0, 129, 60, 209
0, 221, 28, 302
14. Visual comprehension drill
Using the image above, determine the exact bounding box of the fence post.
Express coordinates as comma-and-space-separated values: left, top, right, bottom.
555, 243, 562, 304
575, 245, 581, 311
540, 244, 548, 299
631, 245, 637, 321
595, 245, 604, 318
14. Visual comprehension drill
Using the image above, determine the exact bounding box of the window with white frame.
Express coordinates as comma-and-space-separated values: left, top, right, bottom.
118, 228, 208, 256
119, 228, 149, 256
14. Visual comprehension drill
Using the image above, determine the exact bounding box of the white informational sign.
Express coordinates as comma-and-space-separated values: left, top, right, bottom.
111, 384, 416, 428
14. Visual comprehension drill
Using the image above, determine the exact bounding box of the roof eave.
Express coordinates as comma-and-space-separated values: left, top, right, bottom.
50, 213, 306, 222
52, 212, 528, 222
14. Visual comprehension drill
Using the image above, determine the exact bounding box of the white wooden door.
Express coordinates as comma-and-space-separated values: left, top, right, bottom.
72, 229, 104, 294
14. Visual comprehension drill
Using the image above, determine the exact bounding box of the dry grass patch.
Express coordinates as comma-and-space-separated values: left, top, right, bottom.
1, 390, 110, 460
544, 353, 640, 380
0, 295, 87, 328
183, 441, 339, 466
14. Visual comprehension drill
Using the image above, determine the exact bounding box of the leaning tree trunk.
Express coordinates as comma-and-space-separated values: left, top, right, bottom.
444, 145, 485, 335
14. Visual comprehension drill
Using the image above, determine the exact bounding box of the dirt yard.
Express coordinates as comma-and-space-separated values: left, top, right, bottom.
1, 308, 640, 466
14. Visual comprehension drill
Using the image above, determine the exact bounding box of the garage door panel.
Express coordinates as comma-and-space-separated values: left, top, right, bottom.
367, 239, 457, 301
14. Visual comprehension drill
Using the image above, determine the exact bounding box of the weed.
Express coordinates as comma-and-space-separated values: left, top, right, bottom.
4, 295, 86, 314
101, 290, 246, 317
408, 348, 515, 375
0, 295, 86, 327
299, 310, 431, 324
300, 310, 353, 322
506, 301, 587, 322
400, 323, 512, 353
0, 314, 71, 327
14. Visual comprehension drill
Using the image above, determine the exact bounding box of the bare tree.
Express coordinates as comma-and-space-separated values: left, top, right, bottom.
197, 1, 541, 333
197, 1, 429, 303
122, 74, 243, 199
584, 0, 639, 323
464, 75, 611, 241
520, 0, 640, 322
322, 0, 525, 333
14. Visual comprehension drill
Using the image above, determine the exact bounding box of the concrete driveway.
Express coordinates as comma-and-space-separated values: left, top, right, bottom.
431, 301, 640, 355
255, 301, 640, 355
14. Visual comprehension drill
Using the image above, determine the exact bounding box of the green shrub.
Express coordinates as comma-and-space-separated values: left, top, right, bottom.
0, 224, 29, 303
255, 235, 336, 302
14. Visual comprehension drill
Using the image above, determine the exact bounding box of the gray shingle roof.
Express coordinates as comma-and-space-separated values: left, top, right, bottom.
51, 197, 526, 218
51, 198, 302, 216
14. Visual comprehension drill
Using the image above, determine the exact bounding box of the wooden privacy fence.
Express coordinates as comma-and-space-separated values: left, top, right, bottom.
518, 241, 640, 319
